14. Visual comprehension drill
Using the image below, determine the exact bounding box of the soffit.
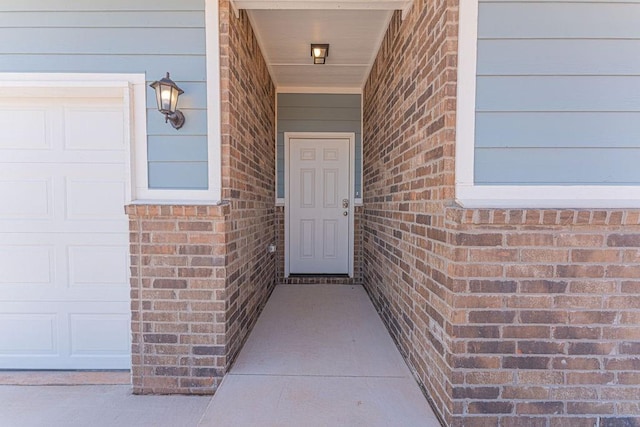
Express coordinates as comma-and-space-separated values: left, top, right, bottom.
233, 1, 413, 90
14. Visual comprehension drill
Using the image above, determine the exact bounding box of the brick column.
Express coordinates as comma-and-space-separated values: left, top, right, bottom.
446, 208, 640, 426
127, 204, 229, 394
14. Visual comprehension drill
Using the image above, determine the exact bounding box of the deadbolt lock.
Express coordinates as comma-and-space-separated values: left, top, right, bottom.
342, 199, 349, 208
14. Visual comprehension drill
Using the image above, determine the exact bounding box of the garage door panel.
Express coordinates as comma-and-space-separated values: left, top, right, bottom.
0, 287, 129, 303
0, 222, 126, 236
66, 179, 126, 220
0, 107, 50, 150
0, 167, 127, 233
0, 313, 57, 354
64, 107, 125, 151
70, 313, 130, 355
0, 179, 52, 219
0, 304, 129, 369
0, 243, 128, 301
68, 245, 129, 287
0, 151, 125, 164
0, 232, 128, 247
0, 245, 54, 285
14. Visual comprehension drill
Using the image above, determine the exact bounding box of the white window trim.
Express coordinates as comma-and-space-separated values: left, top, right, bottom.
455, 0, 640, 209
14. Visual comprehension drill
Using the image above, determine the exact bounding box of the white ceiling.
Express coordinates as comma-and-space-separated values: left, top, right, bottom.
232, 1, 413, 90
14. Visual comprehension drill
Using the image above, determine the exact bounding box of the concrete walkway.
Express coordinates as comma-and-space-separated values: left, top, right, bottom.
199, 284, 441, 427
0, 284, 441, 427
0, 384, 211, 427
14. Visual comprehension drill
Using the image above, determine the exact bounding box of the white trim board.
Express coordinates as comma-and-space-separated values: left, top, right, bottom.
205, 0, 223, 203
454, 0, 640, 209
284, 132, 356, 277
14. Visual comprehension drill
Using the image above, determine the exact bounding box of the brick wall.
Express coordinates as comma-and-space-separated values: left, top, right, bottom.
362, 1, 458, 423
363, 1, 640, 425
446, 208, 640, 426
219, 2, 277, 363
128, 204, 229, 394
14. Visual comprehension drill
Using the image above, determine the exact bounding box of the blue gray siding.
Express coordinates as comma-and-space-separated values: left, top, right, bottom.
0, 0, 208, 190
277, 93, 362, 199
475, 0, 640, 185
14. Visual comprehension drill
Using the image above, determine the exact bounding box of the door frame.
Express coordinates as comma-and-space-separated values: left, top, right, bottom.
284, 132, 356, 278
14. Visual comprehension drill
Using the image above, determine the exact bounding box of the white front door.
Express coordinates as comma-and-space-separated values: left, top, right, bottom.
288, 135, 352, 275
0, 90, 131, 369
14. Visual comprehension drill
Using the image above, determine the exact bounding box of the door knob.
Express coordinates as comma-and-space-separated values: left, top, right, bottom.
343, 211, 348, 216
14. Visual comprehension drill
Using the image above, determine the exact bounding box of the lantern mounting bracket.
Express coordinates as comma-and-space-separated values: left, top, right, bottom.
164, 110, 185, 130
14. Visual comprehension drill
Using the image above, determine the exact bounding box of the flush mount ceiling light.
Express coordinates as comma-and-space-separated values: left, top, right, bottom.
149, 72, 185, 130
310, 44, 330, 65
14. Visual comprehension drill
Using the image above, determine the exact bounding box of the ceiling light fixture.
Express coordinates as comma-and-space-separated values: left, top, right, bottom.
310, 44, 329, 65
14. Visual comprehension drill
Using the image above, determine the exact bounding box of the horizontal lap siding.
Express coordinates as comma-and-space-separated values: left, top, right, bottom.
276, 93, 362, 199
0, 1, 207, 190
475, 0, 640, 186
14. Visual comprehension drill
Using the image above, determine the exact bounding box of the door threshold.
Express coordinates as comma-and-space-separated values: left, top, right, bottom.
288, 274, 350, 278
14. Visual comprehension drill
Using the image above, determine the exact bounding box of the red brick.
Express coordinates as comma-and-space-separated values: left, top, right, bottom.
468, 401, 513, 414
516, 401, 564, 415
556, 265, 605, 278
518, 341, 565, 355
553, 326, 602, 340
506, 233, 554, 246
621, 280, 640, 293
469, 280, 517, 293
556, 233, 604, 247
521, 249, 568, 263
467, 341, 516, 354
503, 356, 550, 370
521, 310, 568, 324
568, 342, 615, 355
520, 280, 567, 294
502, 386, 549, 400
552, 357, 600, 370
572, 249, 620, 263
566, 372, 615, 385
503, 326, 551, 339
607, 234, 640, 247
456, 233, 503, 247
452, 387, 500, 399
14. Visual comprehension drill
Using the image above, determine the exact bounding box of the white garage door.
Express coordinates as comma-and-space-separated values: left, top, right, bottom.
0, 88, 131, 369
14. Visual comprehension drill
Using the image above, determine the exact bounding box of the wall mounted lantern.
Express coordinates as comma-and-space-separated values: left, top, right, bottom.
310, 44, 329, 65
150, 72, 185, 130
